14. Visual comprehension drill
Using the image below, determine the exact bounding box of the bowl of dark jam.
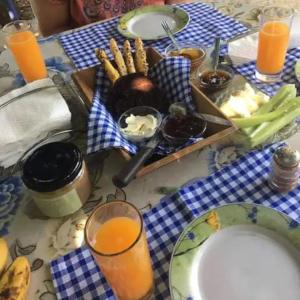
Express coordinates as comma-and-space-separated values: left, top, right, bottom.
161, 114, 207, 146
198, 65, 234, 91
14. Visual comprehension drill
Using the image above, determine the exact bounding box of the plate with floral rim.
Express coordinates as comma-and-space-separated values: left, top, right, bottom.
169, 203, 300, 300
117, 5, 189, 40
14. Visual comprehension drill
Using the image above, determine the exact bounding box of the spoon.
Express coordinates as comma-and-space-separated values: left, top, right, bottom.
213, 37, 221, 72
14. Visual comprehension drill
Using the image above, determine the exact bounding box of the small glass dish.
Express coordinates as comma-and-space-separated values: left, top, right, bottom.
161, 113, 207, 146
118, 106, 162, 143
197, 64, 234, 92
165, 41, 207, 71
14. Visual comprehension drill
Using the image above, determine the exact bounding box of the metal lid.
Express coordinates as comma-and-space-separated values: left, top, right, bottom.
22, 142, 83, 192
273, 146, 300, 168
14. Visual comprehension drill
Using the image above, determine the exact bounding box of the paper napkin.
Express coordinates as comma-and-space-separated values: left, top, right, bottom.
0, 78, 71, 168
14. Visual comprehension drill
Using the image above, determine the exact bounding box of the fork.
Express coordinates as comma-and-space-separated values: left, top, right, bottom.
161, 20, 179, 51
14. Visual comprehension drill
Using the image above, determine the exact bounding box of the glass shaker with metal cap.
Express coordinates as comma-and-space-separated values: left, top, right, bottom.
269, 145, 300, 193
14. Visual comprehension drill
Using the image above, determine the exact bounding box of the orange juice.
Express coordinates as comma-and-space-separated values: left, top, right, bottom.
6, 31, 47, 82
94, 217, 153, 300
256, 21, 290, 74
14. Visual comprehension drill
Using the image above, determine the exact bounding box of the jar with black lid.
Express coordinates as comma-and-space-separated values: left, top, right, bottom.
22, 142, 91, 218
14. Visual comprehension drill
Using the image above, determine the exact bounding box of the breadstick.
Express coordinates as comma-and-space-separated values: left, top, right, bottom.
109, 38, 127, 76
123, 40, 136, 74
95, 48, 120, 84
135, 37, 148, 76
95, 48, 109, 60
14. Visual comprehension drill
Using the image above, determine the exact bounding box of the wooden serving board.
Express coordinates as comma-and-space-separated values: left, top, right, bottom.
71, 48, 237, 177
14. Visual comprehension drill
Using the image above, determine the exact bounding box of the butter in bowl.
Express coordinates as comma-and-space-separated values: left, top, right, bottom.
118, 106, 162, 143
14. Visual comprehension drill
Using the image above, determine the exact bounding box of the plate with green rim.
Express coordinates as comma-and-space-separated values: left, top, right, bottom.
169, 203, 300, 300
295, 59, 300, 82
117, 5, 189, 40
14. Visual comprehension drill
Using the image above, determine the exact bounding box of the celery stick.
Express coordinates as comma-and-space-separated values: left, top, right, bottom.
255, 84, 296, 115
249, 122, 270, 138
232, 110, 285, 128
244, 85, 297, 135
250, 105, 300, 147
250, 97, 300, 138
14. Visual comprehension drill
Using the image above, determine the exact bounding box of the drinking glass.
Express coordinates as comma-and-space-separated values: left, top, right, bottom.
2, 20, 47, 82
255, 6, 294, 82
85, 201, 154, 300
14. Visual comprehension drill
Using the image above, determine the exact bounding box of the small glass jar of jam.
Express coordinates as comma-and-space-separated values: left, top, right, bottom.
269, 146, 300, 193
198, 66, 234, 91
22, 142, 91, 218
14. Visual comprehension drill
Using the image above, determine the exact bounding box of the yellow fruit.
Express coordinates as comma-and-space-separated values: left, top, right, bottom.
0, 256, 30, 300
0, 238, 8, 276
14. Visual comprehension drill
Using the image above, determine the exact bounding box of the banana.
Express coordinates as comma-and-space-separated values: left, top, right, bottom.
0, 238, 8, 276
0, 256, 30, 300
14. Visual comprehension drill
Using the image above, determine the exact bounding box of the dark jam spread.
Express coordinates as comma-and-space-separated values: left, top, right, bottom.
164, 115, 205, 139
199, 70, 231, 87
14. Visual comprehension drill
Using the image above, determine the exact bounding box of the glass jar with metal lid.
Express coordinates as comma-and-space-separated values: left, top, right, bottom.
269, 145, 300, 193
22, 142, 91, 218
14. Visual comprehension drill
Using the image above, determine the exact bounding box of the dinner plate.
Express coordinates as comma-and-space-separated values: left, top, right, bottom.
295, 59, 300, 82
117, 5, 189, 40
169, 203, 300, 300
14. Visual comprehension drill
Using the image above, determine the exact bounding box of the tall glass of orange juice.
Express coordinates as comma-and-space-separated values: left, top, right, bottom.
2, 20, 47, 82
256, 6, 294, 82
85, 201, 154, 300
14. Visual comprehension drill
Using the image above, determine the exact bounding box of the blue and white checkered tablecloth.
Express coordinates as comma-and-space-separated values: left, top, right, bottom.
235, 47, 300, 96
50, 143, 300, 300
59, 3, 247, 70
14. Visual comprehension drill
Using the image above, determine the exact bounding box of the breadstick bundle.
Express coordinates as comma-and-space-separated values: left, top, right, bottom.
95, 37, 149, 84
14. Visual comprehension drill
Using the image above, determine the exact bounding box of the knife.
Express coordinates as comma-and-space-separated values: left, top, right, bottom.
169, 102, 231, 126
197, 113, 232, 126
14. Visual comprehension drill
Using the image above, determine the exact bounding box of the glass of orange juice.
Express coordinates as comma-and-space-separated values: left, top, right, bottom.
256, 6, 294, 82
85, 201, 154, 300
2, 20, 47, 82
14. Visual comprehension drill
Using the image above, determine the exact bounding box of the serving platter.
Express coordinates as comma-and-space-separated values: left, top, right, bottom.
72, 48, 236, 177
117, 5, 189, 40
169, 203, 300, 300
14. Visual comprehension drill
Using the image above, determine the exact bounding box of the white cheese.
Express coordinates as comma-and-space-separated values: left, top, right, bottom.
121, 114, 158, 138
220, 84, 269, 118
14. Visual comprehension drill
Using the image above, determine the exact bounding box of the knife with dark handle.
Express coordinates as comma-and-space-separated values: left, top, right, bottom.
112, 135, 161, 188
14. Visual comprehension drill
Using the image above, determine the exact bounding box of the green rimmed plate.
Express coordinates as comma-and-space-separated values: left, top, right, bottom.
295, 59, 300, 82
117, 5, 189, 40
169, 203, 300, 300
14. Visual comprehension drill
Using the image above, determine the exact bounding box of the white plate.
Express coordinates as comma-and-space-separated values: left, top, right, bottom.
192, 225, 300, 300
170, 203, 300, 300
118, 6, 189, 40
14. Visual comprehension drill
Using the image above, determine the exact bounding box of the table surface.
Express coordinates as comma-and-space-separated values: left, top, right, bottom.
1, 1, 300, 299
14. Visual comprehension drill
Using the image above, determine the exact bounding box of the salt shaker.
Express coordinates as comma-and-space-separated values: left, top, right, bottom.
269, 146, 300, 193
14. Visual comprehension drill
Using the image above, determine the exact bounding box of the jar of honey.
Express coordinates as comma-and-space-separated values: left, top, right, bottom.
22, 142, 91, 218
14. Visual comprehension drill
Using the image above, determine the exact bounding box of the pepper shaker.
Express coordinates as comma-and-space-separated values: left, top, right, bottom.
269, 146, 300, 193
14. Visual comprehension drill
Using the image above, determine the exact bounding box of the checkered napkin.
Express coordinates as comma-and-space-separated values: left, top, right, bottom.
235, 47, 300, 96
87, 56, 197, 155
50, 143, 300, 300
59, 3, 247, 70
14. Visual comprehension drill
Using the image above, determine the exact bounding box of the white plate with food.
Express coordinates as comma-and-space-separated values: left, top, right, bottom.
117, 5, 189, 40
